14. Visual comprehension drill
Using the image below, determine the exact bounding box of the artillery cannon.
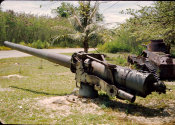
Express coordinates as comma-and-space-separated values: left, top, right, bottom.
4, 41, 166, 103
128, 39, 175, 80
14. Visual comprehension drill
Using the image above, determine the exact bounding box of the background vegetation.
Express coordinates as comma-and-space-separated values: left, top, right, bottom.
0, 9, 75, 47
98, 28, 145, 55
51, 1, 111, 53
99, 1, 175, 55
0, 2, 108, 51
0, 1, 175, 55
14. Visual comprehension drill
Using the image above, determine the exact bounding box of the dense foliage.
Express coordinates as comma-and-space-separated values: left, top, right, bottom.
99, 1, 175, 55
121, 1, 175, 45
0, 1, 174, 54
0, 9, 74, 48
52, 2, 75, 18
0, 2, 107, 50
98, 28, 145, 55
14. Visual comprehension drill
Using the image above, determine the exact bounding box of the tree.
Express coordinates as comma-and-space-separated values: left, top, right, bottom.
121, 1, 175, 47
52, 1, 109, 53
51, 2, 75, 18
0, 9, 7, 45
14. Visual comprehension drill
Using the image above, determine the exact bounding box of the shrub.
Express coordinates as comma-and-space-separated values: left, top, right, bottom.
31, 40, 44, 49
98, 29, 145, 55
43, 41, 50, 49
19, 41, 26, 46
98, 40, 131, 53
0, 46, 11, 50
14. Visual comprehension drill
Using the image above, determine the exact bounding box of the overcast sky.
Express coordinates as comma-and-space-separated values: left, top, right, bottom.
1, 1, 154, 29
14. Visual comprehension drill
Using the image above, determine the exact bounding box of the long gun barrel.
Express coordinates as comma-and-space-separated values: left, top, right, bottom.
4, 41, 71, 68
4, 41, 166, 102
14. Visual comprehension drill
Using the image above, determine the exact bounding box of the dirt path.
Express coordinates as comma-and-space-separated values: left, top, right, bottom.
0, 48, 95, 59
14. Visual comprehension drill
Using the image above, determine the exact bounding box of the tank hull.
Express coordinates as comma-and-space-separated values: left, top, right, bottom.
128, 50, 175, 80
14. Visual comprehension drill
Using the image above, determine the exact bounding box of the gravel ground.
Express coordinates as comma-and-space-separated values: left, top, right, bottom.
0, 48, 95, 59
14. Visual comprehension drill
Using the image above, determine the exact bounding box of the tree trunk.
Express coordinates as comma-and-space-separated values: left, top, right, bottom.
83, 38, 89, 53
166, 43, 171, 54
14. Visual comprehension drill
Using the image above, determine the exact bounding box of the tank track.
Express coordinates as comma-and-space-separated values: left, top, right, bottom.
145, 61, 160, 81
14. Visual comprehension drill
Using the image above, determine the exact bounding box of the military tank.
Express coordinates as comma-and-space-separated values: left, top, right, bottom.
128, 39, 175, 80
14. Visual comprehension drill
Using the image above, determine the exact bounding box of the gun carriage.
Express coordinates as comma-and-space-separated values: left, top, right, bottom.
4, 41, 166, 103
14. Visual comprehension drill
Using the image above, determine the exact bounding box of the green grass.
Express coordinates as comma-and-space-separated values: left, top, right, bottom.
0, 53, 175, 124
171, 45, 175, 57
0, 46, 12, 50
104, 52, 129, 66
0, 56, 75, 124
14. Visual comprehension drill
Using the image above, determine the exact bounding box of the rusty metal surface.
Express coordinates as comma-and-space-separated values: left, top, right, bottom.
148, 39, 170, 54
70, 51, 166, 102
150, 52, 175, 79
128, 40, 175, 80
91, 61, 158, 97
142, 50, 175, 79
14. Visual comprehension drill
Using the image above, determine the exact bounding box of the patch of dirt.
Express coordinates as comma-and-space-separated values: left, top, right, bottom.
0, 85, 14, 92
165, 82, 175, 86
38, 95, 104, 117
37, 92, 175, 125
56, 72, 73, 76
2, 74, 26, 79
39, 72, 73, 76
0, 88, 13, 92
